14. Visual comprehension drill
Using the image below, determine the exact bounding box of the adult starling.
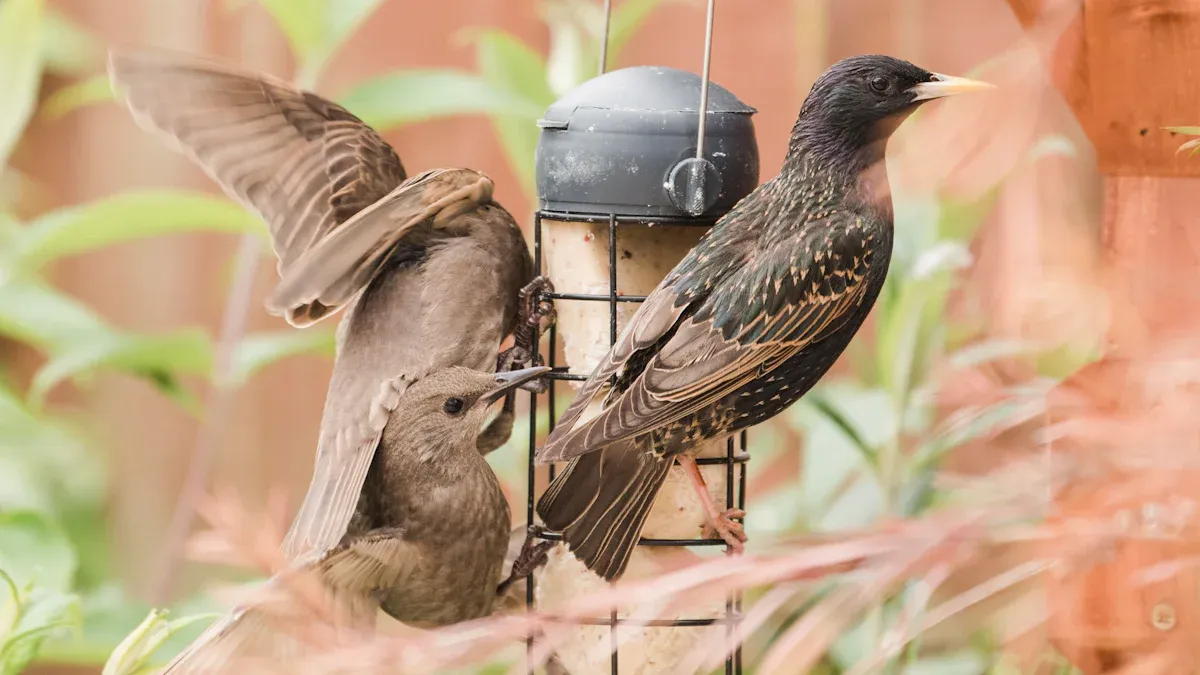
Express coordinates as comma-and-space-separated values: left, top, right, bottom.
161, 365, 551, 673
535, 55, 994, 581
107, 50, 555, 567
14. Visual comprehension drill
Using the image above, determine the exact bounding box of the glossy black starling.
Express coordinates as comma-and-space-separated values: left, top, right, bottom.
108, 50, 556, 568
160, 365, 551, 673
535, 55, 994, 581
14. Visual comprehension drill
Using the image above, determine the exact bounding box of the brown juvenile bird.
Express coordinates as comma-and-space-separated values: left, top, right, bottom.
535, 55, 993, 581
108, 48, 554, 560
162, 365, 551, 673
107, 49, 556, 666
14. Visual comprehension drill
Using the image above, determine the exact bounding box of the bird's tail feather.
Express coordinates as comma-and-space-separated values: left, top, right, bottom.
537, 441, 671, 581
161, 607, 297, 674
162, 568, 378, 673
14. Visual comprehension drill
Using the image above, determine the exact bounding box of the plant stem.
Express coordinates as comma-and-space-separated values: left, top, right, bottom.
147, 234, 262, 604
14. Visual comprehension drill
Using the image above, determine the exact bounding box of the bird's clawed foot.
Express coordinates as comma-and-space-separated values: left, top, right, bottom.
519, 275, 557, 335
702, 508, 747, 553
496, 276, 557, 393
497, 531, 555, 596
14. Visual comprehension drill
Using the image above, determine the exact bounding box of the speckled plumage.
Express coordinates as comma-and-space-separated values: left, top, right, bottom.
536, 55, 987, 581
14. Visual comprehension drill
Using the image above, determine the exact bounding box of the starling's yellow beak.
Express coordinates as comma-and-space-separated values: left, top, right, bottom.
908, 73, 996, 102
483, 365, 552, 404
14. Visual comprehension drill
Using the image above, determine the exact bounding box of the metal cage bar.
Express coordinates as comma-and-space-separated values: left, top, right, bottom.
524, 209, 747, 675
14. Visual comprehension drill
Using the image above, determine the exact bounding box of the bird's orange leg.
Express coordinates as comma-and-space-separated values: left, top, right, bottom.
677, 455, 746, 553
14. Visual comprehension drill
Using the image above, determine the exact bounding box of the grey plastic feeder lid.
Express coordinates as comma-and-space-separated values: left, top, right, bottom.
535, 65, 759, 219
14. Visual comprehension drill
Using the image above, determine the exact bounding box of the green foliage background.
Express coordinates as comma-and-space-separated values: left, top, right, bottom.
0, 1, 1093, 673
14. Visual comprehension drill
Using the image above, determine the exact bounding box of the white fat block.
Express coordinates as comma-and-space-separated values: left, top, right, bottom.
542, 219, 708, 385
536, 545, 727, 675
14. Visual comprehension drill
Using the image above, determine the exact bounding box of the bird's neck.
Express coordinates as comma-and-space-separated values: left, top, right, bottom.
781, 133, 894, 222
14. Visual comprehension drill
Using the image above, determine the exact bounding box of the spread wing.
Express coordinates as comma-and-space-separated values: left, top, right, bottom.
279, 375, 413, 562
266, 167, 494, 322
108, 48, 407, 326
315, 527, 418, 597
535, 274, 690, 454
537, 217, 880, 463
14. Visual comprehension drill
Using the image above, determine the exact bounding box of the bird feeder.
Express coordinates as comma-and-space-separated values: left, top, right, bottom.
1005, 1, 1200, 672
523, 2, 759, 673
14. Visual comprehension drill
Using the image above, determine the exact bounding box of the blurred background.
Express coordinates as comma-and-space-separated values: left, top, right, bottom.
0, 0, 1135, 673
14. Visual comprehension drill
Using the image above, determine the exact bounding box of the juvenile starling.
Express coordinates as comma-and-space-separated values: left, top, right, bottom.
161, 365, 551, 673
107, 50, 555, 567
535, 55, 994, 581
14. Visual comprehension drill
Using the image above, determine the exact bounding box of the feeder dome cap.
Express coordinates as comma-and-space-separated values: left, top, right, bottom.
539, 65, 756, 122
535, 65, 760, 219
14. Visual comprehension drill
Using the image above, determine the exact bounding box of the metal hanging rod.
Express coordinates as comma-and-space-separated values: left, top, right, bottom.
695, 0, 716, 159
599, 0, 613, 74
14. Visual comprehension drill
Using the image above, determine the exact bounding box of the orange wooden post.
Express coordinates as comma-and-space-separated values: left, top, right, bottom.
1004, 1, 1200, 672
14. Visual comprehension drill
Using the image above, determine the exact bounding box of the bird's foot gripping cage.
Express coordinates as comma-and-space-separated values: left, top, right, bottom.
520, 2, 761, 672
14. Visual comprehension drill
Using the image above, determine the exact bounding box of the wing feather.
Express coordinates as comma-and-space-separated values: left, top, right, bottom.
108, 48, 407, 326
537, 218, 877, 463
537, 279, 689, 447
266, 167, 495, 323
280, 375, 413, 561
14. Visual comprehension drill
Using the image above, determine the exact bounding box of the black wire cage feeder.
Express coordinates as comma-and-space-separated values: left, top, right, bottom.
523, 1, 761, 672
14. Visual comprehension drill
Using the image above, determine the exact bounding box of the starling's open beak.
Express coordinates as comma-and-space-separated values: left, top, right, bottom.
908, 73, 996, 102
483, 366, 552, 404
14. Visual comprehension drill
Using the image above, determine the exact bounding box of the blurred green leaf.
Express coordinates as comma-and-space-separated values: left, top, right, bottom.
1179, 137, 1200, 158
541, 0, 678, 89
464, 29, 552, 102
946, 338, 1043, 371
8, 190, 265, 274
40, 7, 100, 75
102, 608, 218, 675
0, 0, 45, 168
0, 384, 102, 511
0, 579, 80, 675
228, 328, 336, 386
0, 511, 76, 592
324, 0, 384, 47
912, 383, 1049, 473
465, 28, 554, 196
1165, 126, 1200, 136
30, 328, 212, 409
0, 458, 53, 515
789, 382, 892, 530
244, 0, 383, 86
304, 0, 385, 86
257, 0, 323, 63
877, 242, 970, 412
937, 191, 1001, 244
0, 280, 111, 353
341, 70, 548, 131
1025, 133, 1077, 163
542, 0, 590, 95
41, 583, 221, 665
0, 571, 16, 645
1035, 340, 1099, 380
41, 74, 114, 120
803, 389, 876, 464
0, 281, 212, 408
904, 650, 988, 675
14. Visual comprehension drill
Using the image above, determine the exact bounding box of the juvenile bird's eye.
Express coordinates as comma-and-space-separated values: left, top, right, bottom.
869, 76, 889, 92
443, 397, 465, 414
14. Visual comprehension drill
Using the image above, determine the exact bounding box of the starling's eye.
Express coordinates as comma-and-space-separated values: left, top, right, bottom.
869, 76, 889, 93
443, 397, 465, 415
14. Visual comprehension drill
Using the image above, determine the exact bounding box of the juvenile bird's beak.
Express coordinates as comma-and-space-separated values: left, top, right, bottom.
483, 366, 552, 404
908, 73, 996, 102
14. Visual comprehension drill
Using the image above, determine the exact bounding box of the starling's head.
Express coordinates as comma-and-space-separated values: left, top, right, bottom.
390, 365, 550, 459
790, 54, 993, 170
